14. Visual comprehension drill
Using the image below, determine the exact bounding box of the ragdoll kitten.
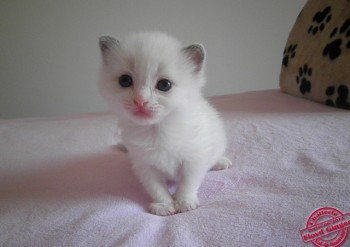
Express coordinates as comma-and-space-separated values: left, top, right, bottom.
98, 32, 232, 216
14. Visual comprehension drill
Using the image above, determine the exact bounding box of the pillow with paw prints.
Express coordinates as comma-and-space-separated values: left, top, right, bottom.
279, 0, 350, 110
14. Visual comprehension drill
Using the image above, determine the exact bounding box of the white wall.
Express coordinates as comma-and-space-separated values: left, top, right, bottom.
0, 0, 306, 118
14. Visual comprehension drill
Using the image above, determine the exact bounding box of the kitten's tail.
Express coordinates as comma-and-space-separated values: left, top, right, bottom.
115, 143, 128, 153
113, 126, 128, 152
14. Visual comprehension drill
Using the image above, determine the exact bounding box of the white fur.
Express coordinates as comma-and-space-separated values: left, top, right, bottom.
99, 32, 232, 215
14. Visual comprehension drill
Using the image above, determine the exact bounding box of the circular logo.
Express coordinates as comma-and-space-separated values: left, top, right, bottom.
300, 207, 350, 247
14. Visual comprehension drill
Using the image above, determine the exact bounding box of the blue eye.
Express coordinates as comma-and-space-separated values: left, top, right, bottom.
156, 79, 172, 92
119, 74, 133, 88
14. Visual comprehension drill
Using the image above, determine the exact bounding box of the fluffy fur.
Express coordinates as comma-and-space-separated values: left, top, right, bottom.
98, 32, 232, 216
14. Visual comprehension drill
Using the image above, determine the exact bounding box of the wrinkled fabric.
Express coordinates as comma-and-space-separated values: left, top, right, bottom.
0, 90, 349, 247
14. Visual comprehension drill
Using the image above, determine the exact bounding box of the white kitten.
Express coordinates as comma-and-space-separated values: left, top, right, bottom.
98, 32, 232, 216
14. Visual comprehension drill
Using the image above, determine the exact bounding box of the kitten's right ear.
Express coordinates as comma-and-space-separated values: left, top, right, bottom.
99, 35, 120, 64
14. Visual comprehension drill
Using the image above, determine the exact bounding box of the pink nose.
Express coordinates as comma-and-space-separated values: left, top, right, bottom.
133, 95, 148, 107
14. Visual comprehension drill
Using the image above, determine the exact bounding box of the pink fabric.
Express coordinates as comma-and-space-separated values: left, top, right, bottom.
1, 90, 349, 246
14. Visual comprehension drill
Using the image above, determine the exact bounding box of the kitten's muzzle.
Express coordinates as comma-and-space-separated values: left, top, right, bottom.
132, 96, 153, 118
133, 97, 149, 108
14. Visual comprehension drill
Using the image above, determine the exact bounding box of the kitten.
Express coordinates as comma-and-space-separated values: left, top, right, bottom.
98, 32, 232, 216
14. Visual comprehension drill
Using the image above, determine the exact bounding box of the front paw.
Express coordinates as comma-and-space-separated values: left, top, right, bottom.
174, 197, 200, 213
149, 202, 176, 216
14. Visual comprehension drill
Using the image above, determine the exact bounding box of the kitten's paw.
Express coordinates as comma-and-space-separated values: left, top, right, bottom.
174, 197, 200, 213
211, 156, 232, 170
149, 202, 176, 216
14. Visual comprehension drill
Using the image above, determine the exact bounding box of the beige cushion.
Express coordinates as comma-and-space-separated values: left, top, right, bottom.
279, 0, 350, 109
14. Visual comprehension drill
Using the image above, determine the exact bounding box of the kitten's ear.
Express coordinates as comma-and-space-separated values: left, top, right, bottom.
182, 44, 205, 73
99, 35, 120, 64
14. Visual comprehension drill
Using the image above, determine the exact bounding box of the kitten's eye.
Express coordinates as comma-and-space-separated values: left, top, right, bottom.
156, 79, 172, 92
119, 74, 133, 88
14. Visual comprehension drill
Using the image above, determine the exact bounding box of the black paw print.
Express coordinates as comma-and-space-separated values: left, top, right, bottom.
296, 64, 312, 95
325, 85, 350, 109
308, 6, 332, 35
323, 18, 350, 60
282, 44, 298, 67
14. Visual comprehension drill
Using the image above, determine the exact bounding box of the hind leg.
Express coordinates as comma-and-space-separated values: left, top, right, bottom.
211, 156, 232, 170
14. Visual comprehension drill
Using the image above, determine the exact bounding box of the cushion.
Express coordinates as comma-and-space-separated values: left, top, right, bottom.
279, 0, 350, 110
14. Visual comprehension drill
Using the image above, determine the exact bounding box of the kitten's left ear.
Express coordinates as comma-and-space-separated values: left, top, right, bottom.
99, 35, 120, 64
182, 44, 205, 73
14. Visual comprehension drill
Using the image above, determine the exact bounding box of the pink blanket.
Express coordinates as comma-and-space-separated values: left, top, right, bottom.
1, 90, 349, 246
